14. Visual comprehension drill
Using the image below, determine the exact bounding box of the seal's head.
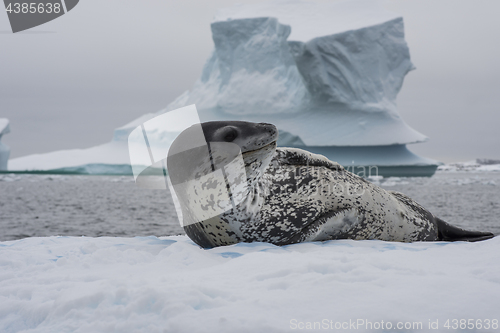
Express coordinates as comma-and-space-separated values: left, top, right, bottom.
167, 121, 278, 184
201, 121, 278, 182
200, 121, 278, 154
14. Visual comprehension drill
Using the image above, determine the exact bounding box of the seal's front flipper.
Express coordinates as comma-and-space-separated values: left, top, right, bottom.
436, 218, 494, 242
276, 148, 344, 172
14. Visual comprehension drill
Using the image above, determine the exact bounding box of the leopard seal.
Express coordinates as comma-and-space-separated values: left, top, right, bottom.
167, 121, 494, 248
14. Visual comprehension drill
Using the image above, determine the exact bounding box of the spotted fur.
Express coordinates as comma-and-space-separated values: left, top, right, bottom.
174, 122, 493, 248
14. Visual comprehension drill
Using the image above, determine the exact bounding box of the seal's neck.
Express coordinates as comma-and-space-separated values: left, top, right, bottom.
223, 142, 275, 220
242, 142, 276, 185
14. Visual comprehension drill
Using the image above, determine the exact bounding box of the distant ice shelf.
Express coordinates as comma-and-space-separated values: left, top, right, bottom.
8, 0, 440, 176
438, 159, 500, 173
0, 118, 11, 171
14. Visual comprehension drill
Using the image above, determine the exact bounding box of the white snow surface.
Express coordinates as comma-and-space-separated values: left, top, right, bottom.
1, 235, 499, 333
0, 118, 11, 171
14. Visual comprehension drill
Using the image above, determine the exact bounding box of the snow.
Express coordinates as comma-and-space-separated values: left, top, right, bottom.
0, 118, 11, 171
1, 235, 499, 333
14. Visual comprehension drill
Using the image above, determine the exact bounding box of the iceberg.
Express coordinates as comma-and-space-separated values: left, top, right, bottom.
0, 118, 10, 171
9, 0, 439, 176
161, 0, 439, 176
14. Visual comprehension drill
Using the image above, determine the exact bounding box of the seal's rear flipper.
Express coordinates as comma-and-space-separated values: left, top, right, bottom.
436, 218, 495, 242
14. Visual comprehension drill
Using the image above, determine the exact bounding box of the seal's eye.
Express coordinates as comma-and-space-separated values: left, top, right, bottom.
223, 127, 238, 142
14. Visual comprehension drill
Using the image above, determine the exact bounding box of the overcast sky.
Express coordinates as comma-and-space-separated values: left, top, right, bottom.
1, 0, 499, 163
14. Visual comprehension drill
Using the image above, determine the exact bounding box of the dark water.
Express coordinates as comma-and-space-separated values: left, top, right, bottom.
1, 172, 499, 241
0, 175, 183, 241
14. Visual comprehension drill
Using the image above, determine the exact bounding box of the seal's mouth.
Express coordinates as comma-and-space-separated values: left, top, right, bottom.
242, 140, 277, 155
